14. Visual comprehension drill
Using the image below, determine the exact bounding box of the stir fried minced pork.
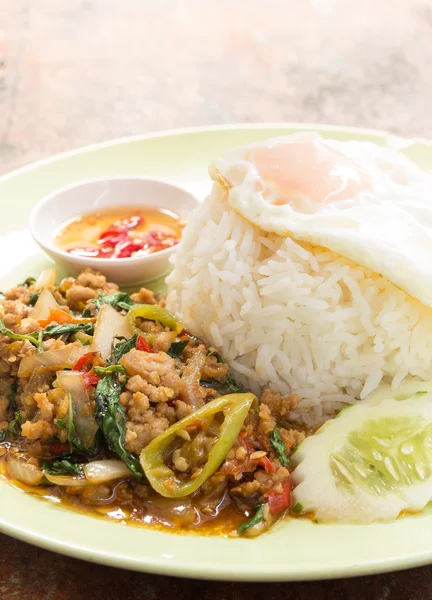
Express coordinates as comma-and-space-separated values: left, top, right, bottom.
0, 269, 309, 536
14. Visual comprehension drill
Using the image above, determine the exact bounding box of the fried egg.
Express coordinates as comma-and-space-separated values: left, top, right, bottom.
210, 133, 432, 307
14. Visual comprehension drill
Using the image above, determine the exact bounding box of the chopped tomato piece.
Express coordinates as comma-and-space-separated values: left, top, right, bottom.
267, 480, 291, 516
82, 371, 101, 388
136, 336, 153, 352
72, 352, 96, 371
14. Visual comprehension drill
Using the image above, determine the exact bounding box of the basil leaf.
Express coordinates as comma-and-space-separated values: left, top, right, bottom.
28, 292, 41, 306
43, 322, 94, 337
21, 277, 36, 287
200, 373, 244, 395
8, 411, 23, 436
0, 430, 7, 442
56, 418, 66, 429
82, 307, 91, 318
95, 373, 144, 480
238, 505, 264, 534
113, 335, 137, 363
42, 458, 84, 476
0, 319, 42, 348
269, 426, 289, 467
226, 374, 244, 393
94, 292, 134, 312
167, 339, 188, 358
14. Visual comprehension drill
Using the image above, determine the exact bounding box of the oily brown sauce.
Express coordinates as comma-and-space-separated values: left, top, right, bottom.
0, 457, 245, 537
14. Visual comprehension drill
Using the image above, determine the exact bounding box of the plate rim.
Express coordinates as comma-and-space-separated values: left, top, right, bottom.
2, 122, 432, 581
2, 120, 431, 185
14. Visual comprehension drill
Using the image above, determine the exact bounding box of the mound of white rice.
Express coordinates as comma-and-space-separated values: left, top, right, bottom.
167, 185, 432, 426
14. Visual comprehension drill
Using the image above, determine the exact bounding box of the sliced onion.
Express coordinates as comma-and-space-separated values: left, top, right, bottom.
91, 304, 132, 359
44, 472, 89, 487
18, 343, 88, 377
84, 460, 133, 483
6, 454, 43, 487
29, 288, 59, 320
55, 370, 98, 449
34, 268, 56, 290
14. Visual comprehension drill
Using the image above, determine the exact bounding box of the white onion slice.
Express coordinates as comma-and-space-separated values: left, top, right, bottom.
28, 288, 59, 321
18, 343, 88, 377
6, 454, 43, 487
55, 370, 98, 449
44, 472, 89, 487
34, 268, 56, 290
91, 304, 132, 359
84, 460, 133, 483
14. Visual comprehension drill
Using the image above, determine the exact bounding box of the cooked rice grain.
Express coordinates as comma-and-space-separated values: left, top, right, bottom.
167, 184, 432, 426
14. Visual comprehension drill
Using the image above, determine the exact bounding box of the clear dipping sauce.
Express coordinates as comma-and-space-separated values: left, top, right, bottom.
55, 206, 185, 259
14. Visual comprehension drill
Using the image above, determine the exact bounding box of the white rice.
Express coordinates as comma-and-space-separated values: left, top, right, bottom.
167, 184, 432, 427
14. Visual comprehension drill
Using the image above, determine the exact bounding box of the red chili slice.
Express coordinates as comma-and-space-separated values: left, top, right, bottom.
113, 239, 146, 258
72, 352, 97, 371
136, 336, 153, 352
82, 371, 101, 388
258, 456, 276, 474
267, 480, 291, 516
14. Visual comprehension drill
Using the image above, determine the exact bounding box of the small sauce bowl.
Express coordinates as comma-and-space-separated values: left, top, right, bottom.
29, 177, 199, 285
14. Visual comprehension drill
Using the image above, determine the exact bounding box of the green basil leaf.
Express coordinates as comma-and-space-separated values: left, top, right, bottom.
167, 339, 188, 358
0, 319, 42, 348
269, 426, 289, 467
43, 322, 94, 338
95, 373, 144, 480
21, 277, 36, 287
226, 374, 244, 393
42, 458, 84, 476
238, 505, 264, 534
8, 411, 23, 436
113, 335, 137, 363
94, 292, 134, 312
28, 292, 41, 306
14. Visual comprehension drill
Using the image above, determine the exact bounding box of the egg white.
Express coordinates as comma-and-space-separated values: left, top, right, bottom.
211, 133, 432, 308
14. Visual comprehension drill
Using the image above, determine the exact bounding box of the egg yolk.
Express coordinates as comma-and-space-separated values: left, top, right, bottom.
252, 139, 371, 212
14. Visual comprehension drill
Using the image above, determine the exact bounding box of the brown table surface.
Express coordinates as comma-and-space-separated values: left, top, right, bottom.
1, 1, 432, 597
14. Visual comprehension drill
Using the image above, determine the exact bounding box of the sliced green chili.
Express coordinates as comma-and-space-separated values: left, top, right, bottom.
140, 393, 256, 498
94, 364, 127, 377
127, 304, 184, 335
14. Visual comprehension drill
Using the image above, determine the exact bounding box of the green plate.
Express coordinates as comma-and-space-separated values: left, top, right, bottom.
1, 124, 432, 581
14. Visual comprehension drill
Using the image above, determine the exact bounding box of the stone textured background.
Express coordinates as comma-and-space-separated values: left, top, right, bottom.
1, 0, 432, 174
2, 1, 432, 598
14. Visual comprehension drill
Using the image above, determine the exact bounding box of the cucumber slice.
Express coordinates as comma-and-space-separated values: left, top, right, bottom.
291, 379, 432, 523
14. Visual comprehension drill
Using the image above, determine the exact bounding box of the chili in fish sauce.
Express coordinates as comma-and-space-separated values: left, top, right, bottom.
55, 206, 185, 259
